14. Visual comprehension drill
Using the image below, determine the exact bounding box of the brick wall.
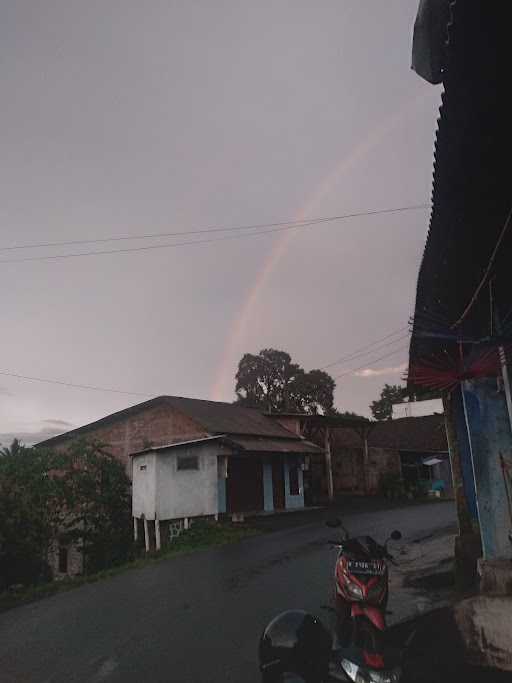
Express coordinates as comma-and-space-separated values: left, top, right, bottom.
311, 444, 401, 498
51, 402, 208, 477
271, 415, 302, 436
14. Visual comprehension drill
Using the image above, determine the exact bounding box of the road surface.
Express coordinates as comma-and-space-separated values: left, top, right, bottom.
0, 502, 455, 683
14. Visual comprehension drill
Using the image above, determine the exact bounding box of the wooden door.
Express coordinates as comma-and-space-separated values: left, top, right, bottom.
227, 457, 264, 513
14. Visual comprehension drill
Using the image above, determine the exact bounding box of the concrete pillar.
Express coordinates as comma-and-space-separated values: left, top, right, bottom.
443, 391, 474, 535
262, 461, 274, 512
462, 378, 512, 560
155, 518, 161, 551
133, 517, 138, 542
143, 517, 150, 553
184, 517, 189, 530
444, 389, 482, 590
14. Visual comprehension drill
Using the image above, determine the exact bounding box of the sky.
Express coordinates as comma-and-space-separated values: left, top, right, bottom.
0, 1, 441, 445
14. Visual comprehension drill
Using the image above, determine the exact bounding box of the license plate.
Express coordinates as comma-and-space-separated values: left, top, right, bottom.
347, 560, 383, 575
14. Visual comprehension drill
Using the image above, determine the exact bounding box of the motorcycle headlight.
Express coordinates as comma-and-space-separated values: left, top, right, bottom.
345, 580, 364, 600
341, 659, 401, 683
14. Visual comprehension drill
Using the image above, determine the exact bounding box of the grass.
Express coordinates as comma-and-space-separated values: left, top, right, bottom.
0, 521, 261, 614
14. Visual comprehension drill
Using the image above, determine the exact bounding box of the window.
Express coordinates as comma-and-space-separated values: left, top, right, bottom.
58, 545, 68, 574
177, 455, 199, 471
140, 464, 147, 471
289, 465, 300, 496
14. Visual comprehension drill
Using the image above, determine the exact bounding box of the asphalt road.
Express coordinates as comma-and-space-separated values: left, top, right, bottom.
0, 502, 455, 683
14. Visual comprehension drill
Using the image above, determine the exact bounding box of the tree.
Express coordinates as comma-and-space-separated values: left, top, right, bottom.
0, 440, 133, 589
0, 445, 66, 589
335, 410, 367, 419
0, 437, 25, 457
58, 441, 133, 574
370, 384, 408, 421
235, 348, 336, 414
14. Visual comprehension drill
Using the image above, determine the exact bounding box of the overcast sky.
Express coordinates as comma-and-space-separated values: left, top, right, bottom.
0, 1, 441, 445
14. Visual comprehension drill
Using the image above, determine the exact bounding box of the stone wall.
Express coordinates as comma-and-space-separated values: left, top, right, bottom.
48, 541, 83, 579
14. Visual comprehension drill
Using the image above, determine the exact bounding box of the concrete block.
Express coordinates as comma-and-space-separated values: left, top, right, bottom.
478, 558, 512, 596
455, 596, 512, 671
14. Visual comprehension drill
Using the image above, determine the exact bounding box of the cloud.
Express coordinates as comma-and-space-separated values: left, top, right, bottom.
42, 418, 75, 428
0, 386, 13, 397
354, 363, 407, 378
0, 425, 70, 447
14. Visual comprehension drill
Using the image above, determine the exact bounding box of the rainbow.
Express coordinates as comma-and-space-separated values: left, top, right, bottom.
211, 90, 430, 401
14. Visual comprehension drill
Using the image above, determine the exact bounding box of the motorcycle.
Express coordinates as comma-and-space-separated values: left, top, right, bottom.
258, 522, 412, 682
326, 518, 402, 633
326, 517, 405, 682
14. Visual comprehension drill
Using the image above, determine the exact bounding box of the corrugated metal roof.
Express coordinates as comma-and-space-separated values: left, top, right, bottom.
37, 395, 306, 447
409, 1, 512, 375
330, 415, 447, 453
165, 397, 299, 438
131, 433, 322, 457
227, 435, 323, 455
130, 435, 225, 457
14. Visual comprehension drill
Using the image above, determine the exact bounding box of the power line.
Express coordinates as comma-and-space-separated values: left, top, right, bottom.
0, 204, 429, 264
333, 344, 410, 380
320, 327, 409, 370
451, 204, 512, 329
0, 204, 428, 252
0, 342, 411, 400
0, 369, 151, 398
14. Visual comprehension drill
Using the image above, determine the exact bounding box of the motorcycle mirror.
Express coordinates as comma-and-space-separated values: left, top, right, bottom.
325, 517, 341, 528
390, 530, 402, 541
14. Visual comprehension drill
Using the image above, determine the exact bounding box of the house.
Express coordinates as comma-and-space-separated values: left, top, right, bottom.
269, 413, 450, 501
38, 396, 322, 553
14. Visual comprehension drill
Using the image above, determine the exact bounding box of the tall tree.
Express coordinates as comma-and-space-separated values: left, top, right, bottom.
235, 348, 336, 414
0, 440, 133, 589
0, 438, 24, 457
58, 441, 133, 574
370, 383, 408, 421
0, 445, 66, 588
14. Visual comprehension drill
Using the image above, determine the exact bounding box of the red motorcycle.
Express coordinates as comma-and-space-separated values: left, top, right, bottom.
327, 519, 402, 680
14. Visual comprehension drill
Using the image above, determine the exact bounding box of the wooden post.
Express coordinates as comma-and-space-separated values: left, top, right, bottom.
143, 517, 150, 553
133, 517, 138, 542
443, 392, 473, 535
499, 346, 512, 430
324, 427, 334, 503
362, 429, 370, 494
155, 518, 161, 551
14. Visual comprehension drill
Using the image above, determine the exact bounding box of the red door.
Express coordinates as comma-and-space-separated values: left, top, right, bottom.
227, 457, 264, 513
272, 458, 285, 509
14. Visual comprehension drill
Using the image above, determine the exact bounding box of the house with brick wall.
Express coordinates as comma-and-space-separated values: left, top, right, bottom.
38, 396, 322, 556
268, 413, 450, 502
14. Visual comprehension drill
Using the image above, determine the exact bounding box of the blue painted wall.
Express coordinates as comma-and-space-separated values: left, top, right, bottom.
453, 384, 479, 523
463, 378, 512, 559
284, 457, 305, 509
263, 462, 274, 512
218, 477, 226, 514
